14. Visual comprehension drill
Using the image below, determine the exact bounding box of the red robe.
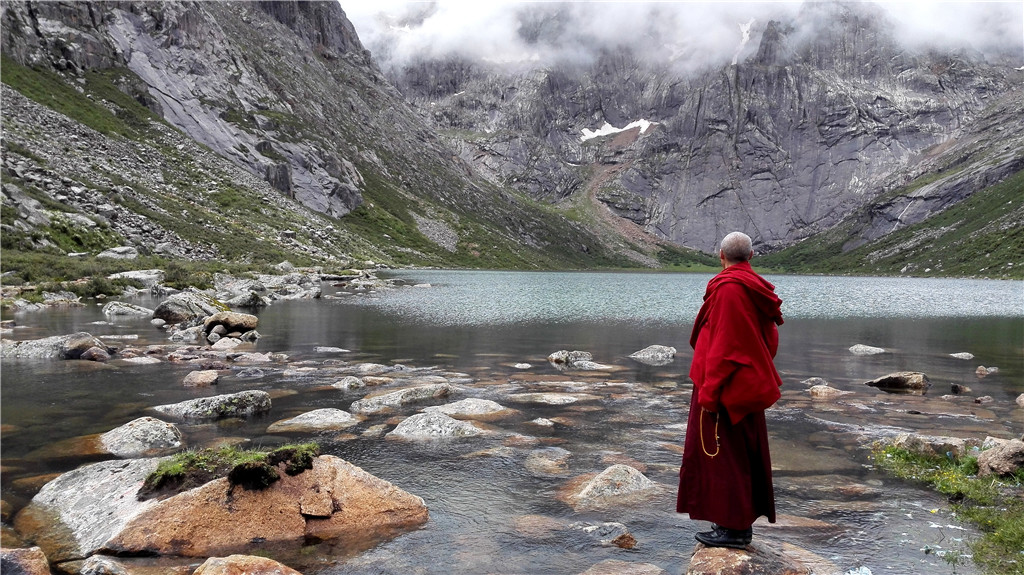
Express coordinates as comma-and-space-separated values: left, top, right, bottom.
676, 262, 783, 530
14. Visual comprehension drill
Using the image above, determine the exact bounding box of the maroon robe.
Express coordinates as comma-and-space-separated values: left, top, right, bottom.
676, 262, 783, 530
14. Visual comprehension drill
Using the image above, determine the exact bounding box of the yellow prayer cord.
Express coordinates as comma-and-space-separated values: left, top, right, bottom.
700, 409, 720, 457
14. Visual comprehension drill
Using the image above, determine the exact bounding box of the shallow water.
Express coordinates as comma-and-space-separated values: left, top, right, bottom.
2, 271, 1022, 574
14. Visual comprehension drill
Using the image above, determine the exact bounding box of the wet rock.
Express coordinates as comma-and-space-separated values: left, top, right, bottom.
949, 352, 974, 360
799, 377, 829, 387
152, 390, 271, 420
864, 371, 930, 394
80, 555, 135, 575
974, 395, 994, 404
266, 408, 359, 433
80, 346, 111, 362
97, 246, 138, 259
315, 346, 349, 354
525, 446, 572, 477
578, 559, 666, 575
103, 455, 427, 556
884, 432, 980, 459
548, 350, 593, 368
808, 384, 851, 399
118, 356, 161, 365
514, 363, 532, 369
99, 416, 183, 458
349, 383, 452, 415
332, 376, 364, 389
13, 458, 164, 562
193, 555, 301, 575
562, 464, 659, 511
386, 411, 489, 439
950, 384, 972, 394
0, 546, 51, 575
628, 344, 676, 366
152, 289, 226, 324
210, 337, 243, 350
1017, 393, 1024, 408
977, 439, 1024, 477
203, 311, 258, 335
423, 398, 518, 421
570, 521, 637, 549
101, 301, 154, 318
0, 332, 112, 360
224, 291, 270, 309
687, 541, 827, 575
849, 344, 885, 356
183, 370, 220, 387
506, 392, 601, 405
975, 365, 999, 377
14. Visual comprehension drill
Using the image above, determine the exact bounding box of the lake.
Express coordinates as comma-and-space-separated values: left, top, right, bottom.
1, 270, 1022, 574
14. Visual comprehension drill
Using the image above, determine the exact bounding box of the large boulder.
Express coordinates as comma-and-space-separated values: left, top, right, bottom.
977, 439, 1024, 477
422, 398, 518, 421
266, 408, 360, 433
108, 269, 165, 288
99, 416, 183, 458
0, 546, 51, 575
0, 332, 112, 360
386, 411, 489, 439
864, 372, 930, 394
628, 345, 677, 366
686, 542, 826, 575
152, 289, 227, 324
13, 458, 165, 562
102, 455, 427, 557
203, 311, 259, 335
193, 555, 301, 575
101, 301, 154, 318
152, 390, 271, 420
349, 384, 452, 415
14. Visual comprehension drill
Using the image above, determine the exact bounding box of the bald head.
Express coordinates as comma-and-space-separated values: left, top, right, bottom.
720, 232, 753, 264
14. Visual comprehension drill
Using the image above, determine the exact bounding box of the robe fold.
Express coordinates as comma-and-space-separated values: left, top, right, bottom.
676, 261, 782, 529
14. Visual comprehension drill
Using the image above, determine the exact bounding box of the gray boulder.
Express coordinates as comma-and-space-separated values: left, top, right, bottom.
563, 464, 659, 511
96, 246, 138, 259
12, 458, 165, 562
152, 289, 226, 324
864, 371, 930, 394
266, 408, 360, 433
101, 301, 154, 318
152, 390, 271, 420
107, 269, 165, 288
977, 439, 1024, 477
548, 350, 593, 368
350, 384, 452, 415
99, 416, 183, 458
203, 311, 259, 335
850, 344, 886, 355
0, 332, 112, 360
386, 411, 489, 439
628, 345, 676, 366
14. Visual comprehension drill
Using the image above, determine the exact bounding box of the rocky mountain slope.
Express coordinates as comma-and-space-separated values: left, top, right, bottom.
2, 0, 683, 274
380, 1, 1024, 258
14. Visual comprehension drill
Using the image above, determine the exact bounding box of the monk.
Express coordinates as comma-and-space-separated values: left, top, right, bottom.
676, 231, 784, 549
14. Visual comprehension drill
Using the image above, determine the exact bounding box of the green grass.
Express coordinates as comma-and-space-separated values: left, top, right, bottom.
872, 445, 1024, 574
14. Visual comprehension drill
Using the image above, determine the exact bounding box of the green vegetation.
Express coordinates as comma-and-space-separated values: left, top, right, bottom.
139, 442, 321, 499
761, 168, 1024, 279
872, 445, 1024, 574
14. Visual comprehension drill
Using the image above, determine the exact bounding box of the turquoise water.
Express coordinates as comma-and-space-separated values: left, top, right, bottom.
2, 271, 1022, 574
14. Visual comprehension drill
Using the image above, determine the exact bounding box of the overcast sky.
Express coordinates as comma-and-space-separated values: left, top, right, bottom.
339, 1, 1024, 72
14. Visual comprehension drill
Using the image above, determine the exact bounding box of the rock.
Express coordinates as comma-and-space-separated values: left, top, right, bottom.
224, 291, 270, 309
203, 311, 259, 334
563, 465, 659, 511
332, 376, 364, 389
97, 246, 138, 259
975, 365, 999, 377
578, 559, 666, 575
1017, 393, 1024, 408
118, 356, 161, 365
949, 352, 974, 360
13, 458, 164, 562
183, 370, 220, 387
210, 337, 243, 350
386, 411, 489, 439
80, 554, 134, 575
547, 350, 593, 368
349, 383, 452, 415
974, 395, 994, 404
315, 346, 349, 353
0, 546, 51, 575
950, 384, 972, 394
103, 455, 428, 556
687, 541, 822, 575
423, 398, 518, 421
506, 392, 601, 405
152, 289, 226, 324
628, 344, 676, 366
266, 408, 359, 433
849, 344, 886, 356
864, 371, 930, 394
152, 390, 271, 420
525, 447, 572, 477
108, 269, 165, 288
799, 377, 830, 387
101, 301, 154, 318
80, 346, 111, 362
99, 416, 183, 458
885, 432, 979, 459
977, 439, 1024, 477
193, 555, 301, 575
570, 521, 636, 549
513, 363, 532, 369
0, 332, 112, 360
808, 384, 850, 399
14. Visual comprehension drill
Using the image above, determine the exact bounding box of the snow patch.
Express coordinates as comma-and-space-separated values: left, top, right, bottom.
580, 119, 655, 142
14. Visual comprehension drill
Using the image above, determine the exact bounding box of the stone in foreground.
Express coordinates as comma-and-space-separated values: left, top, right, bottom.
152, 390, 271, 420
864, 371, 930, 394
193, 554, 301, 575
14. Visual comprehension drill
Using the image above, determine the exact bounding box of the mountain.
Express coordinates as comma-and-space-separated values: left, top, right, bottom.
373, 2, 1023, 276
2, 0, 686, 278
1, 1, 1021, 281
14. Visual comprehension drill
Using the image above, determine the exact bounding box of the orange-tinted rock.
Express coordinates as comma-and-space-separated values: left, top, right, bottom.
192, 554, 301, 575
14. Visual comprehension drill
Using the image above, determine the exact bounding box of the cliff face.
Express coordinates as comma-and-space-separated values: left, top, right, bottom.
385, 1, 1023, 254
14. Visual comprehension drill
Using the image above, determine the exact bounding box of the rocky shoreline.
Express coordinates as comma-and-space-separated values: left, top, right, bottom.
2, 270, 1023, 575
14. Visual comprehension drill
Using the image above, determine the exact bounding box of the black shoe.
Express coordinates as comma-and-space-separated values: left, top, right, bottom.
694, 526, 752, 549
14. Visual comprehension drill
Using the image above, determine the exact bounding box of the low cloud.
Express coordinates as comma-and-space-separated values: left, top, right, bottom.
339, 1, 1024, 73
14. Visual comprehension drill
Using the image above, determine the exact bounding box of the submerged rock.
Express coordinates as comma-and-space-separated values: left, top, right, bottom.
152, 390, 271, 420
864, 371, 930, 394
423, 398, 518, 421
578, 559, 666, 575
849, 344, 886, 356
266, 408, 360, 433
103, 455, 427, 557
562, 464, 659, 511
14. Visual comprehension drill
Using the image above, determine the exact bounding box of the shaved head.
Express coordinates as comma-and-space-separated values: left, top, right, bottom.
720, 232, 753, 263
